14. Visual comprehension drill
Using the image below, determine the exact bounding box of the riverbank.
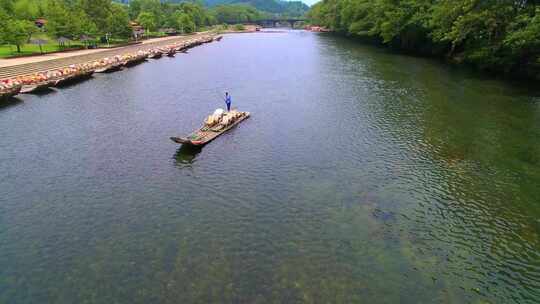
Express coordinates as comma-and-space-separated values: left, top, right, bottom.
315, 31, 540, 82
308, 1, 540, 82
0, 33, 221, 100
0, 34, 212, 70
219, 24, 261, 34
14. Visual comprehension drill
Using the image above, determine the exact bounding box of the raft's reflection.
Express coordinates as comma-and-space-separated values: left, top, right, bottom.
174, 144, 202, 166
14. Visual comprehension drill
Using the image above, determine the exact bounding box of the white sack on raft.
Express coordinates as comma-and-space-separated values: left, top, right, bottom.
214, 108, 224, 116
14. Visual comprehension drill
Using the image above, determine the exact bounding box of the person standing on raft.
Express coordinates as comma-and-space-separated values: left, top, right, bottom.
224, 92, 232, 112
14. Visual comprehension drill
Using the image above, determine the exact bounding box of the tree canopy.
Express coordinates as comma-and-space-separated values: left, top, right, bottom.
1, 19, 35, 52
137, 11, 157, 32
308, 0, 540, 79
0, 0, 268, 53
211, 4, 264, 24
202, 0, 308, 17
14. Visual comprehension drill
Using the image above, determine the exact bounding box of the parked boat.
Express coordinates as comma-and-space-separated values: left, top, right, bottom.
0, 85, 22, 101
54, 70, 94, 87
149, 52, 162, 59
20, 80, 55, 94
123, 56, 147, 67
95, 63, 124, 73
171, 110, 250, 146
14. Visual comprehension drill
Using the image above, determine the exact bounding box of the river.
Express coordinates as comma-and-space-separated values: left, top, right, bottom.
1, 30, 539, 303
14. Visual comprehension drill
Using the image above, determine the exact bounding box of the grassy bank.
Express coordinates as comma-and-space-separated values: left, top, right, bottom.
0, 32, 134, 59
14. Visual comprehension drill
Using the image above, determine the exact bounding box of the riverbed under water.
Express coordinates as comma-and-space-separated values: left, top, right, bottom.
1, 30, 539, 303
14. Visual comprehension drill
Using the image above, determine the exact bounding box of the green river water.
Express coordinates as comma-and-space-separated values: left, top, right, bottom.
0, 30, 539, 303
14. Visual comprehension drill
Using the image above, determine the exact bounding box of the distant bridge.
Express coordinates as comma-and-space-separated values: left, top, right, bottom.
255, 18, 306, 28
224, 18, 306, 28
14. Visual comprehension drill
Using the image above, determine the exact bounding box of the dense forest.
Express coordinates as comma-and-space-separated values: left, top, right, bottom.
203, 0, 309, 16
308, 0, 540, 80
211, 4, 264, 24
0, 0, 267, 52
115, 0, 309, 17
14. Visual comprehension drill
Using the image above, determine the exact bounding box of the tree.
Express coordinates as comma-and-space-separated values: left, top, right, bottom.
177, 12, 195, 34
0, 8, 8, 44
138, 11, 157, 33
107, 3, 132, 39
77, 0, 113, 35
179, 2, 206, 28
307, 0, 540, 78
165, 10, 182, 30
128, 0, 142, 20
45, 0, 75, 39
0, 0, 14, 14
45, 1, 95, 40
211, 4, 265, 24
79, 14, 98, 38
13, 0, 40, 21
132, 0, 163, 28
2, 19, 36, 53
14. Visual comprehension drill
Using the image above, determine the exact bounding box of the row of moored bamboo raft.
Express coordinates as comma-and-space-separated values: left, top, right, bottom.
0, 35, 221, 100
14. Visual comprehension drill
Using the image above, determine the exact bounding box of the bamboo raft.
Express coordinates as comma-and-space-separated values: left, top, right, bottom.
171, 111, 250, 146
54, 70, 94, 87
20, 80, 56, 94
123, 56, 147, 67
149, 52, 163, 59
95, 63, 124, 73
0, 85, 22, 101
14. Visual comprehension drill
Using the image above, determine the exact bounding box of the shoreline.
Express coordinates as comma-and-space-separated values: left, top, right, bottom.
0, 27, 276, 101
0, 33, 222, 100
0, 33, 214, 71
0, 26, 260, 70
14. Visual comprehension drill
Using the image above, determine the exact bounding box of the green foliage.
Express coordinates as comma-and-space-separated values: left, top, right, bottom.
1, 19, 35, 52
233, 23, 245, 31
137, 11, 157, 32
45, 0, 76, 39
129, 0, 223, 32
211, 4, 264, 24
0, 0, 267, 54
45, 1, 96, 39
203, 0, 309, 17
504, 8, 540, 55
177, 12, 196, 33
179, 2, 206, 27
130, 0, 163, 26
214, 23, 229, 32
78, 0, 113, 34
0, 8, 8, 44
309, 0, 540, 79
13, 0, 41, 20
0, 0, 14, 14
108, 3, 132, 38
